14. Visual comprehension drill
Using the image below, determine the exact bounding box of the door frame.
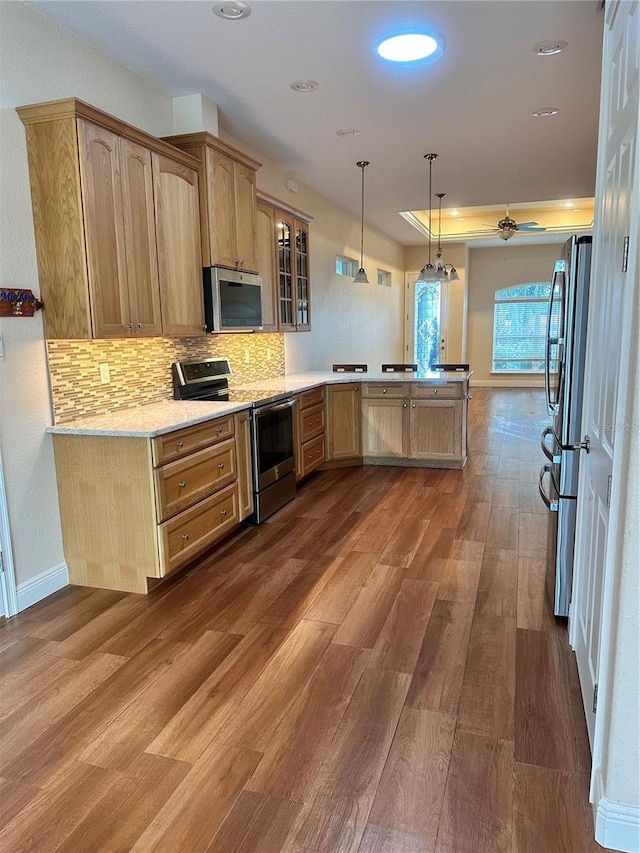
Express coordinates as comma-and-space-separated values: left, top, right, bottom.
404, 272, 449, 366
0, 448, 19, 618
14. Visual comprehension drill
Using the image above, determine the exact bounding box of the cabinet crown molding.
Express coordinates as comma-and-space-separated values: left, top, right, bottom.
17, 97, 200, 171
162, 131, 262, 172
256, 190, 313, 223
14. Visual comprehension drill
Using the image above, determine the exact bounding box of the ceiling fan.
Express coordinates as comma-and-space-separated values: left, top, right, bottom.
485, 206, 547, 241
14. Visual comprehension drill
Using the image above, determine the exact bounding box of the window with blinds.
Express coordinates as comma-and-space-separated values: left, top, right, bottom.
492, 283, 555, 372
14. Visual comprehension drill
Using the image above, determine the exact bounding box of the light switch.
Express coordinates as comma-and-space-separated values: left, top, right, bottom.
99, 362, 110, 384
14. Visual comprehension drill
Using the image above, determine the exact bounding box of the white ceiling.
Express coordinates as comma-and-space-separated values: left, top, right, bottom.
25, 0, 604, 246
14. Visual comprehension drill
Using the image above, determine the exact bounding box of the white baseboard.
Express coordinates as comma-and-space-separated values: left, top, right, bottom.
16, 562, 69, 613
470, 379, 545, 388
593, 768, 640, 852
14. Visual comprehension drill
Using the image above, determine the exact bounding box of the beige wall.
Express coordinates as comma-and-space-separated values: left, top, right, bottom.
467, 242, 564, 385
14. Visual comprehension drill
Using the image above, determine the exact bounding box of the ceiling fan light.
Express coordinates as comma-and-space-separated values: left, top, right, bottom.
499, 230, 514, 241
353, 267, 369, 284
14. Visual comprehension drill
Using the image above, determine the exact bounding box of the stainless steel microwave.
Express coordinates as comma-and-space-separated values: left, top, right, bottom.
203, 266, 263, 332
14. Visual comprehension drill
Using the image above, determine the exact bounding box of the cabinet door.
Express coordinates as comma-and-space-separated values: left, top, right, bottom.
205, 147, 236, 268
120, 138, 162, 336
409, 399, 461, 461
362, 398, 408, 458
78, 121, 129, 337
152, 153, 204, 336
234, 162, 258, 272
277, 212, 296, 331
256, 201, 279, 331
327, 384, 362, 460
294, 219, 311, 330
234, 410, 254, 521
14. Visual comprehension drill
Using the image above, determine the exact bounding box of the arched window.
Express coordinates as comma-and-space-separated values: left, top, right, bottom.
492, 282, 554, 372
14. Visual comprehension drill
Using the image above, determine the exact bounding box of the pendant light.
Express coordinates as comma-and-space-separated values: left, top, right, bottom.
416, 153, 442, 283
435, 192, 460, 282
354, 160, 370, 283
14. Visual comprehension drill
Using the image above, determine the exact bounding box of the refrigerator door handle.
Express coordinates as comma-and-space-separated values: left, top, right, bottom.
539, 464, 559, 511
545, 266, 565, 416
540, 426, 561, 463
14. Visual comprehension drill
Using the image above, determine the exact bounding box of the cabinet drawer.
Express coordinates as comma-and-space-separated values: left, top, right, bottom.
154, 438, 236, 522
411, 382, 462, 400
157, 483, 239, 577
152, 415, 234, 466
300, 402, 325, 443
361, 383, 409, 399
299, 385, 325, 410
302, 434, 325, 477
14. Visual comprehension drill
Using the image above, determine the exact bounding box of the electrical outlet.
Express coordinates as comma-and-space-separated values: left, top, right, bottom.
99, 362, 110, 384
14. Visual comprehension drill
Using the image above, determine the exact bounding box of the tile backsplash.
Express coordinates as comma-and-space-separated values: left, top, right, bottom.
46, 334, 285, 423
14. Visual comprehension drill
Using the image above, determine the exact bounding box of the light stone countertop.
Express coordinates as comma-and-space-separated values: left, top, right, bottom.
46, 370, 471, 437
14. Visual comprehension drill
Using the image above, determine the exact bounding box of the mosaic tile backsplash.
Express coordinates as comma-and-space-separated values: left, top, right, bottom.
47, 334, 286, 424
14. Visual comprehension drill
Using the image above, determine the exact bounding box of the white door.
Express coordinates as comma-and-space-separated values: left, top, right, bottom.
570, 0, 638, 754
405, 273, 448, 369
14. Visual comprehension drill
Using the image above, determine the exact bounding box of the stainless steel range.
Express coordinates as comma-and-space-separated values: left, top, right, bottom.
172, 360, 296, 523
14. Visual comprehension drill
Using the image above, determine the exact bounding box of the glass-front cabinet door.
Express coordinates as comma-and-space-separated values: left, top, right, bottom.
295, 221, 310, 330
277, 214, 295, 330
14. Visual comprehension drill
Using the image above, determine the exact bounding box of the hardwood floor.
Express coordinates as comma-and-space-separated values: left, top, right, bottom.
0, 389, 609, 852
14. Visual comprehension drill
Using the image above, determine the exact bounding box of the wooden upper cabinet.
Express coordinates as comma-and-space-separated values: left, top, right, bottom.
163, 132, 261, 273
17, 98, 202, 340
257, 192, 313, 333
152, 153, 204, 336
256, 200, 279, 332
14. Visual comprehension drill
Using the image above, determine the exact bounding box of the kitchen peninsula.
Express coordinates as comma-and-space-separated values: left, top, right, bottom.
48, 370, 470, 594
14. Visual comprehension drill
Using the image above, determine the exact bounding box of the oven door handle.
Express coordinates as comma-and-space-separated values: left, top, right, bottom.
254, 398, 296, 417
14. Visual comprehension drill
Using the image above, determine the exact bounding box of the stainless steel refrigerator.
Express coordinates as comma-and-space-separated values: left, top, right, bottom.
539, 235, 592, 617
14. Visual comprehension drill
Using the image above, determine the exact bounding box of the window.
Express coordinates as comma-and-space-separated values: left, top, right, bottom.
492, 282, 555, 372
336, 255, 357, 277
377, 268, 391, 287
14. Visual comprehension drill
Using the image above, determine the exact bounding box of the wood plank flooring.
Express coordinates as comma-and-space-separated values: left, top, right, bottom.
0, 389, 609, 852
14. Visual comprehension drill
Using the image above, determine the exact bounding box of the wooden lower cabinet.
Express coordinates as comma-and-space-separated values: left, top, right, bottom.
295, 386, 326, 481
361, 381, 467, 468
326, 383, 362, 462
52, 413, 250, 594
234, 409, 254, 521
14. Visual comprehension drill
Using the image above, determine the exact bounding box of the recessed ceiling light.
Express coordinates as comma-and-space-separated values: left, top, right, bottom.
212, 2, 251, 20
290, 79, 319, 92
532, 107, 559, 117
533, 40, 568, 56
376, 32, 443, 63
336, 129, 360, 137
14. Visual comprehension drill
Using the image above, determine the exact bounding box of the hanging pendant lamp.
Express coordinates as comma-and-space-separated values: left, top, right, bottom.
434, 192, 460, 282
354, 160, 370, 283
416, 153, 440, 283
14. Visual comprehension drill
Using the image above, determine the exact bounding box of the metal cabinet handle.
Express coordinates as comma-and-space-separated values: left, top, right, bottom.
403, 403, 407, 408
215, 427, 223, 433
178, 481, 186, 489
137, 322, 142, 329
217, 463, 225, 469
176, 441, 184, 448
382, 388, 387, 393
182, 533, 190, 540
412, 403, 416, 408
128, 323, 134, 330
433, 388, 438, 394
221, 509, 227, 517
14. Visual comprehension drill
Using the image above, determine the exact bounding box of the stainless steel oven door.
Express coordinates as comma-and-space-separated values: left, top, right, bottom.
251, 399, 296, 491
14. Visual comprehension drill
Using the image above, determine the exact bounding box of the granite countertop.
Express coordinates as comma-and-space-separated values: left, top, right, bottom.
47, 369, 471, 437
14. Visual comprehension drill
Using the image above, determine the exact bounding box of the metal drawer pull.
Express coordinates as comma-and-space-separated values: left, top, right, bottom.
433, 388, 438, 394
218, 463, 225, 469
382, 388, 387, 393
182, 533, 189, 540
221, 509, 227, 517
178, 481, 186, 489
176, 441, 184, 448
215, 427, 223, 433
403, 403, 407, 408
412, 404, 416, 408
